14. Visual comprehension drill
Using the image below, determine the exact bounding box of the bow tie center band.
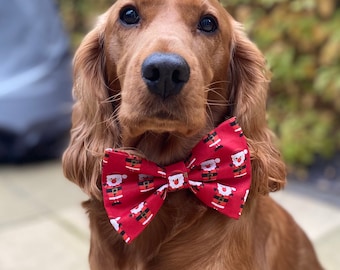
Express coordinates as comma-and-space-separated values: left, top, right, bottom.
101, 117, 251, 243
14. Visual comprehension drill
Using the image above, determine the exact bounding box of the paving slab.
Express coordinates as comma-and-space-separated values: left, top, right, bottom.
0, 162, 89, 270
0, 210, 89, 270
315, 226, 340, 270
272, 181, 340, 270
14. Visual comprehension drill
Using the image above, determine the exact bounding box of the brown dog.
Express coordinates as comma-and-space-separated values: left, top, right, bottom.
62, 0, 323, 269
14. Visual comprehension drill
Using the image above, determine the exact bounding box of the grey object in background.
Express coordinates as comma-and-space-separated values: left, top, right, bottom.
0, 0, 73, 162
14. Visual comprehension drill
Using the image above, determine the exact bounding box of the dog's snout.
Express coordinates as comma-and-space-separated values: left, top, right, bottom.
142, 53, 190, 99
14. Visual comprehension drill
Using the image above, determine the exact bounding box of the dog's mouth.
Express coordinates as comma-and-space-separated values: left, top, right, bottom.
153, 110, 178, 121
122, 114, 199, 138
118, 90, 206, 137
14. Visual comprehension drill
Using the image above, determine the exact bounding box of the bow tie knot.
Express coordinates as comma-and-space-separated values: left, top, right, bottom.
159, 161, 191, 192
166, 172, 189, 192
102, 117, 252, 243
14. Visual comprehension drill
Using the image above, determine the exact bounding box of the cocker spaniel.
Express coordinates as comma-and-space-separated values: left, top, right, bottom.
63, 0, 323, 269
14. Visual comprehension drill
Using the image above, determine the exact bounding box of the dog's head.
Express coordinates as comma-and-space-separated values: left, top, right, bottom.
63, 0, 286, 199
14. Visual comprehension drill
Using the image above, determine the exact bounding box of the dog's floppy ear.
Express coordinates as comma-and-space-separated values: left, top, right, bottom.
62, 16, 120, 200
228, 21, 286, 194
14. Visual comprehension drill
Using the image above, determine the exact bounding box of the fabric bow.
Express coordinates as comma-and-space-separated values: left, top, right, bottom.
101, 117, 251, 243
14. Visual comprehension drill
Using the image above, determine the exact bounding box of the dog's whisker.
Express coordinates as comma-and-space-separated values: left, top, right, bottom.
206, 102, 228, 107
205, 106, 215, 127
108, 73, 126, 87
205, 80, 229, 87
107, 106, 121, 122
101, 93, 122, 104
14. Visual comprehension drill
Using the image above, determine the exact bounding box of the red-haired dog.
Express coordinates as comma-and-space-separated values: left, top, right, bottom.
63, 0, 323, 269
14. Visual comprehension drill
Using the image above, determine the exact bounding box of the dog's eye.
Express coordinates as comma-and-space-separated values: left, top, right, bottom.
119, 6, 140, 25
198, 15, 218, 33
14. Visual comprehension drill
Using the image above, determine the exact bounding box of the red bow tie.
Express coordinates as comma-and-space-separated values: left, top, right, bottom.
101, 117, 251, 243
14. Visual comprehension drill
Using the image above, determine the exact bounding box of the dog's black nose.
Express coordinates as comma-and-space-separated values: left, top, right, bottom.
142, 53, 190, 99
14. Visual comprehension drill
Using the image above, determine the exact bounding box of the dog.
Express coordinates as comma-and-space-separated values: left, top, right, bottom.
62, 0, 323, 269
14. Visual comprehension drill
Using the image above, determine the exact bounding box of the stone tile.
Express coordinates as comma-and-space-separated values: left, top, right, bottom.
272, 184, 340, 270
55, 206, 90, 241
0, 162, 90, 270
272, 190, 340, 240
0, 214, 89, 270
315, 227, 340, 270
0, 175, 51, 228
0, 162, 88, 227
0, 162, 88, 210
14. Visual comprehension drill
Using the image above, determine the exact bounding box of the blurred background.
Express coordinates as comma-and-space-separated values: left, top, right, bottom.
0, 0, 339, 269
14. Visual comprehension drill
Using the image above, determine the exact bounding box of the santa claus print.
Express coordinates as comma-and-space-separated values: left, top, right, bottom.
200, 158, 220, 171
110, 217, 131, 243
188, 180, 204, 194
230, 149, 248, 178
211, 183, 236, 209
102, 148, 113, 165
239, 189, 250, 216
104, 174, 127, 203
138, 174, 155, 192
130, 202, 153, 226
155, 184, 168, 200
125, 155, 142, 171
203, 131, 223, 151
200, 158, 220, 181
168, 173, 188, 190
229, 118, 244, 136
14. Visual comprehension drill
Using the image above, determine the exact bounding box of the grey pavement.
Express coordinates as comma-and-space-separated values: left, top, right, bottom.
0, 161, 339, 270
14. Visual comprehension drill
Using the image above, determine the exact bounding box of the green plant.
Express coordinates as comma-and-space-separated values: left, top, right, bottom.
223, 0, 340, 166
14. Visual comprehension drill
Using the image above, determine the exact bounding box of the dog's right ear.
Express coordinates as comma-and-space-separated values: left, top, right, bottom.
62, 16, 120, 200
227, 20, 286, 195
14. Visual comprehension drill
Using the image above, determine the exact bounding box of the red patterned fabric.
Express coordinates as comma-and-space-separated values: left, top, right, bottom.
101, 117, 251, 243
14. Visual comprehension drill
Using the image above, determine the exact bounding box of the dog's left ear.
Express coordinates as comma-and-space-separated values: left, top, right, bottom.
227, 21, 286, 194
62, 13, 120, 200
